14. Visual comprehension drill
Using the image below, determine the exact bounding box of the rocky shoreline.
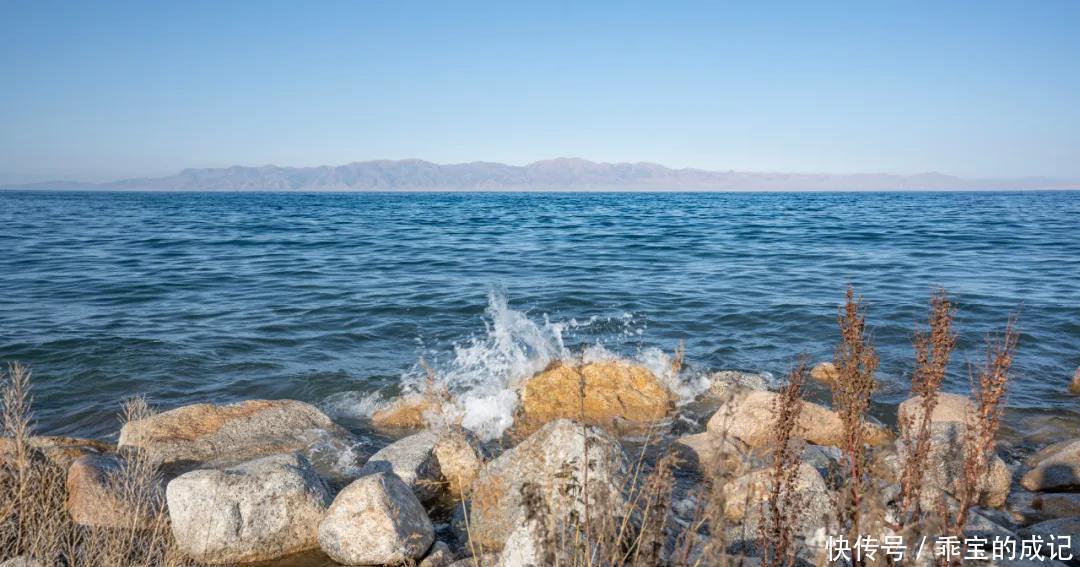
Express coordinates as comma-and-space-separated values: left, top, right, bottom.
3, 355, 1080, 567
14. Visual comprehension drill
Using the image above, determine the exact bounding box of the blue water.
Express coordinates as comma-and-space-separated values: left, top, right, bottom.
1, 191, 1079, 443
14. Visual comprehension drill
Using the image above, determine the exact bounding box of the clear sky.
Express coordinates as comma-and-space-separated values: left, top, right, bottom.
2, 0, 1078, 183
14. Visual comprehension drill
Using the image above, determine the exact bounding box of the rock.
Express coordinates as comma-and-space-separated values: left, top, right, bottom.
1070, 367, 1080, 395
809, 362, 839, 386
496, 519, 571, 567
707, 370, 770, 399
118, 399, 355, 472
0, 557, 44, 567
166, 453, 331, 564
468, 419, 630, 551
668, 432, 746, 474
897, 421, 1011, 508
359, 431, 443, 502
372, 393, 447, 430
433, 427, 486, 498
1, 436, 112, 472
1033, 493, 1080, 521
419, 541, 454, 567
519, 361, 672, 432
1021, 439, 1080, 491
897, 393, 975, 433
720, 462, 831, 530
447, 556, 498, 567
318, 472, 434, 565
706, 390, 890, 449
66, 453, 164, 528
1019, 517, 1080, 561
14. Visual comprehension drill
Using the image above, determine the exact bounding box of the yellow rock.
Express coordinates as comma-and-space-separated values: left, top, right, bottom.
519, 360, 672, 432
371, 393, 445, 430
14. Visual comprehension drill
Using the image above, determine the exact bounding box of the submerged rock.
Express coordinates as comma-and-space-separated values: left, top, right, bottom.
1070, 367, 1080, 395
1022, 439, 1080, 491
468, 419, 631, 551
118, 399, 355, 472
706, 390, 890, 449
519, 360, 672, 432
166, 453, 331, 564
66, 453, 164, 529
318, 472, 434, 566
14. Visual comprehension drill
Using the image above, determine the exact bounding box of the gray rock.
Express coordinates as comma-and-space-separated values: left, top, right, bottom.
1022, 439, 1080, 491
897, 421, 1011, 508
707, 370, 770, 400
468, 419, 631, 551
359, 431, 442, 502
1019, 517, 1080, 563
419, 541, 455, 567
166, 453, 331, 564
118, 399, 357, 476
318, 472, 434, 565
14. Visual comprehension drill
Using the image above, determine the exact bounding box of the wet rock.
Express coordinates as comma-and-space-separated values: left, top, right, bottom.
705, 390, 890, 449
1070, 367, 1080, 395
359, 431, 442, 503
1019, 517, 1080, 561
118, 399, 355, 473
66, 453, 164, 528
897, 393, 975, 432
166, 453, 331, 564
897, 421, 1011, 508
372, 393, 449, 430
519, 361, 672, 432
433, 427, 486, 498
1034, 493, 1080, 520
707, 370, 770, 399
1021, 439, 1080, 491
668, 431, 746, 474
468, 419, 630, 551
419, 541, 454, 567
318, 472, 434, 565
809, 362, 839, 386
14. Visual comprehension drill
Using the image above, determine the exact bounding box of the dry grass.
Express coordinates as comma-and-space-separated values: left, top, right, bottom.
0, 362, 202, 567
759, 358, 808, 567
830, 286, 880, 544
899, 289, 957, 524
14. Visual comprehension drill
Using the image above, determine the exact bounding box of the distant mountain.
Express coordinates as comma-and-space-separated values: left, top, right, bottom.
5, 158, 1078, 191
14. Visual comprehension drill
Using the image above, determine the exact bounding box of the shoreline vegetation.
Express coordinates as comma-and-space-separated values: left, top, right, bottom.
2, 288, 1078, 566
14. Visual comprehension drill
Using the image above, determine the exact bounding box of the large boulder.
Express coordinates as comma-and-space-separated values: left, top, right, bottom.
897, 422, 1010, 508
318, 472, 434, 565
433, 427, 486, 499
118, 399, 355, 472
468, 419, 631, 551
518, 361, 672, 432
166, 453, 331, 564
897, 393, 976, 432
66, 453, 164, 528
706, 390, 890, 449
1022, 439, 1080, 491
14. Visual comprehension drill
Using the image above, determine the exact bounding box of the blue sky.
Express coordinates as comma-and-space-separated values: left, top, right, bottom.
2, 0, 1078, 183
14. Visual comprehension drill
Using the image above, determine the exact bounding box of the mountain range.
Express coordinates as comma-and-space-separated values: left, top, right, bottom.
5, 158, 1078, 191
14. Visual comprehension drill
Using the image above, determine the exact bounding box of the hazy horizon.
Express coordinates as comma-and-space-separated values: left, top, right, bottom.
2, 1, 1079, 184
